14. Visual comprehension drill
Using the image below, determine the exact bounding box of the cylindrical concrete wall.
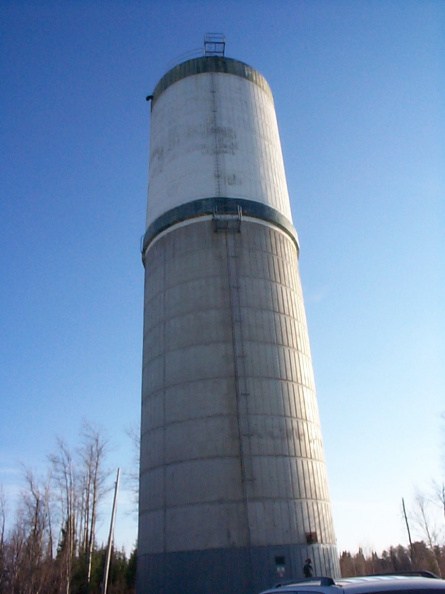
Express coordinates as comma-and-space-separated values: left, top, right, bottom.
145, 57, 292, 229
139, 56, 339, 594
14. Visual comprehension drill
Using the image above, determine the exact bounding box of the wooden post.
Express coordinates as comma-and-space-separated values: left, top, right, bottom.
102, 469, 120, 594
402, 497, 415, 565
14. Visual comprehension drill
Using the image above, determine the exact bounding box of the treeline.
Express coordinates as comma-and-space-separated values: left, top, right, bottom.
0, 421, 137, 594
0, 539, 136, 594
340, 541, 445, 578
341, 476, 445, 579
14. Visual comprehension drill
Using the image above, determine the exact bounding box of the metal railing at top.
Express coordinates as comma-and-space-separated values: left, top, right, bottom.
163, 33, 226, 72
204, 33, 226, 56
163, 47, 203, 72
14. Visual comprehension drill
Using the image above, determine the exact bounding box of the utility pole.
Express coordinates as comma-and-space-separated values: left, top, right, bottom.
402, 497, 415, 565
101, 468, 120, 594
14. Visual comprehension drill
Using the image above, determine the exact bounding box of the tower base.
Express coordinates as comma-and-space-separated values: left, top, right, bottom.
137, 544, 340, 594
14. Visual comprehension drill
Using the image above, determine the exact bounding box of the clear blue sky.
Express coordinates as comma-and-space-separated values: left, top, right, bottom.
1, 0, 444, 555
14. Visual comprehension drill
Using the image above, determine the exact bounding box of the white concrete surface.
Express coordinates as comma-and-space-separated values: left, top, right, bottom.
146, 72, 292, 228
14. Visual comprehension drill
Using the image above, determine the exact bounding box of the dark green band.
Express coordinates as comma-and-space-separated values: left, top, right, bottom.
141, 197, 298, 255
151, 56, 273, 106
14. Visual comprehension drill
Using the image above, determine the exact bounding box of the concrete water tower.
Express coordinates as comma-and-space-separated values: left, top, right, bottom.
138, 35, 339, 594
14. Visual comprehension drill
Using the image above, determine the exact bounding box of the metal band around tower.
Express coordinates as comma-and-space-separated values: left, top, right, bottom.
151, 56, 273, 107
141, 197, 299, 257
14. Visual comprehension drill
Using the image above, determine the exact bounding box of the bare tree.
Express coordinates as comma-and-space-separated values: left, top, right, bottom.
125, 421, 140, 516
3, 514, 26, 593
49, 438, 77, 594
432, 481, 445, 523
0, 486, 6, 593
77, 420, 110, 590
1, 469, 55, 594
0, 422, 117, 593
413, 493, 442, 576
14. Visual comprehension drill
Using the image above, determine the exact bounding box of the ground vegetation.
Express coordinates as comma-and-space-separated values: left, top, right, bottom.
0, 422, 136, 594
340, 541, 445, 578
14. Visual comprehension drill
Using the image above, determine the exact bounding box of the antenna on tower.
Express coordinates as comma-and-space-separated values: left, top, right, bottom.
203, 33, 225, 57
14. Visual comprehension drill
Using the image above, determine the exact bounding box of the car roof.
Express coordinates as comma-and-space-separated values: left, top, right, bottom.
261, 574, 445, 594
337, 575, 445, 591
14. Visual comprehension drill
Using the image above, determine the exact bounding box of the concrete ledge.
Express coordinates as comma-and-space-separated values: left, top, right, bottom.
141, 197, 299, 259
